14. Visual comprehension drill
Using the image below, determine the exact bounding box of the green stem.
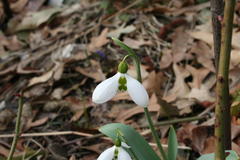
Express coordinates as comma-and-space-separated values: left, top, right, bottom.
214, 0, 235, 159
7, 95, 24, 160
130, 54, 167, 160
144, 108, 168, 160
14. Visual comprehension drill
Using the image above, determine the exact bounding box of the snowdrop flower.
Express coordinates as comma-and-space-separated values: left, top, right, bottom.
97, 143, 132, 160
92, 61, 149, 107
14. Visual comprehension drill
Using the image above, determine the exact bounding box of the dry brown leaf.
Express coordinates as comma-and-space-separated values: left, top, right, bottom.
51, 88, 64, 100
71, 110, 84, 122
107, 25, 136, 39
0, 109, 15, 131
190, 41, 215, 72
81, 143, 104, 154
123, 37, 153, 49
10, 0, 28, 13
75, 60, 105, 82
192, 126, 211, 153
81, 154, 98, 160
186, 65, 210, 89
8, 7, 62, 33
188, 31, 213, 46
65, 97, 92, 122
172, 1, 210, 16
163, 64, 190, 102
53, 63, 64, 80
229, 68, 240, 88
127, 65, 149, 81
26, 0, 46, 11
23, 84, 47, 98
160, 48, 173, 69
174, 98, 195, 115
107, 103, 134, 119
116, 94, 160, 122
43, 100, 69, 112
62, 78, 87, 97
171, 28, 193, 63
202, 136, 215, 154
0, 34, 23, 52
0, 144, 9, 157
28, 62, 64, 86
185, 66, 215, 102
21, 102, 33, 131
26, 117, 49, 130
187, 84, 215, 102
231, 124, 240, 140
177, 123, 196, 144
143, 71, 164, 95
189, 29, 240, 50
178, 124, 213, 153
88, 28, 109, 52
28, 70, 53, 87
230, 50, 240, 68
69, 155, 76, 160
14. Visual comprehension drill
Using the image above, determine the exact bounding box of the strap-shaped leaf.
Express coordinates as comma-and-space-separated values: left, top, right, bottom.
168, 126, 178, 160
112, 37, 135, 55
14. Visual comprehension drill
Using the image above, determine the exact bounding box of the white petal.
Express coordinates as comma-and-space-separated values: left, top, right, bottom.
97, 146, 115, 160
125, 74, 149, 107
92, 73, 120, 104
118, 147, 132, 160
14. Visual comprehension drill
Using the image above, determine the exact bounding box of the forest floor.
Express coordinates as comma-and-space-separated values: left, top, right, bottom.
0, 0, 240, 159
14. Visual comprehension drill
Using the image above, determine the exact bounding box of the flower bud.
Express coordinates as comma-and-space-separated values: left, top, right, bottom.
115, 137, 121, 147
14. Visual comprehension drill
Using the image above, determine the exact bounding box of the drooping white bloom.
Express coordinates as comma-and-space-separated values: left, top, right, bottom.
92, 72, 149, 107
97, 145, 132, 160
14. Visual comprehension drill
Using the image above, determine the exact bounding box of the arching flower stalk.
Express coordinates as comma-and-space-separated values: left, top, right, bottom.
92, 61, 149, 107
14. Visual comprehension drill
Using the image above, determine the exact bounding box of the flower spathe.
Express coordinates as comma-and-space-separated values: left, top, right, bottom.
97, 145, 132, 160
92, 72, 149, 107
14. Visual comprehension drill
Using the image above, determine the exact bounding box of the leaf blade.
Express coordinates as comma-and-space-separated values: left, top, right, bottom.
167, 126, 178, 160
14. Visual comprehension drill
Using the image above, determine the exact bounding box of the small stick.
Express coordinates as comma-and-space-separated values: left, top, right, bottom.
154, 116, 206, 126
7, 94, 24, 160
0, 131, 98, 138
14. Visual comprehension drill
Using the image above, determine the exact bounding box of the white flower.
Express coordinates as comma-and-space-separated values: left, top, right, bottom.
92, 72, 149, 107
97, 145, 132, 160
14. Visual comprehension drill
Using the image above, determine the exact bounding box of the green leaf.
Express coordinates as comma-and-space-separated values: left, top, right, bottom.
99, 123, 160, 160
112, 37, 135, 55
168, 126, 178, 160
197, 150, 239, 160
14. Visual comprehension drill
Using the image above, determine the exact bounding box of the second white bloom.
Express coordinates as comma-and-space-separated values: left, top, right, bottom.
92, 72, 149, 107
97, 145, 132, 160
